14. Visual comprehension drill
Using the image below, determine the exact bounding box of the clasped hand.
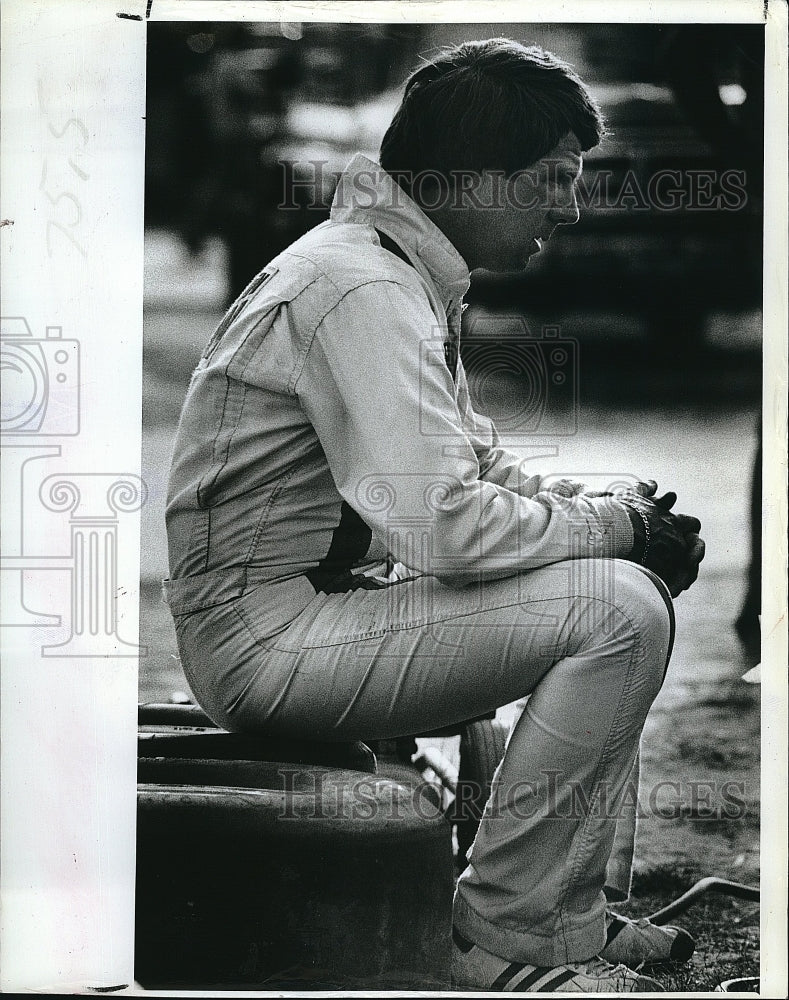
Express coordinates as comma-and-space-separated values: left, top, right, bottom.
546, 477, 705, 597
619, 480, 705, 598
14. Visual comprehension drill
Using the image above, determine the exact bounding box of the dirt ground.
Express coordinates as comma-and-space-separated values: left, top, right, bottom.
139, 233, 762, 992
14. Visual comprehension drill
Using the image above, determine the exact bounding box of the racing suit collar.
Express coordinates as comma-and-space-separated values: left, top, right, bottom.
330, 153, 471, 311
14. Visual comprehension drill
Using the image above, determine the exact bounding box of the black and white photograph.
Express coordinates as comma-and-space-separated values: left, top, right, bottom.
1, 1, 787, 995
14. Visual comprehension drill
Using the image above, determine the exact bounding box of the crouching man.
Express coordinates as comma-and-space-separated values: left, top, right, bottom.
165, 39, 705, 992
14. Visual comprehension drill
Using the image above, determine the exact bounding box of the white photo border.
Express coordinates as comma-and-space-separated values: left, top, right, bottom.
0, 0, 785, 994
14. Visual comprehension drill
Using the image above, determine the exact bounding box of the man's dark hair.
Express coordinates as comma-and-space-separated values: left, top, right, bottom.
380, 38, 605, 190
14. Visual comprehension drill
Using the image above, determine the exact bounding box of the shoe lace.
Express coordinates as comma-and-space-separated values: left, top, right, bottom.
576, 956, 629, 978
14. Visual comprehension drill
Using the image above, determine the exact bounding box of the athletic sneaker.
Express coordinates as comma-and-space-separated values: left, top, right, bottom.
452, 926, 665, 992
601, 912, 695, 968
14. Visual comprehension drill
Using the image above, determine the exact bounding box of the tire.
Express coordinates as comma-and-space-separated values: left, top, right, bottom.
136, 764, 453, 989
454, 718, 510, 863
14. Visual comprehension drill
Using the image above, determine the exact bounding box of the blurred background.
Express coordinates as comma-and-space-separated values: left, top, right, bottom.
145, 20, 763, 333
140, 22, 761, 945
143, 18, 763, 647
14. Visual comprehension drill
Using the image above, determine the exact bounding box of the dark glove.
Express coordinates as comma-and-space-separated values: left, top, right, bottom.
620, 490, 705, 597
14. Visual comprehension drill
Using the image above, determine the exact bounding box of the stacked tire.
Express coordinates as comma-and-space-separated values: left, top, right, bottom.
136, 726, 453, 989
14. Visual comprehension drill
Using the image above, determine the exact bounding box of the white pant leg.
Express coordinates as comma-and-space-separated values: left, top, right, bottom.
453, 561, 672, 965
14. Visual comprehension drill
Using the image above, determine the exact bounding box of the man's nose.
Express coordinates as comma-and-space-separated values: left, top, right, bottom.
549, 195, 580, 226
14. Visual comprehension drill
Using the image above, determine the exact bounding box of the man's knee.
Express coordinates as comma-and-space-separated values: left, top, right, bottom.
608, 559, 674, 687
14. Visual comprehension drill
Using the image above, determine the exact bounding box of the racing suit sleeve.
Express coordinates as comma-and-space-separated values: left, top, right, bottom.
295, 279, 633, 585
453, 357, 549, 497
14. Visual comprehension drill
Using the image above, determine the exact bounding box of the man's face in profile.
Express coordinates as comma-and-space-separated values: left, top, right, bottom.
458, 132, 584, 274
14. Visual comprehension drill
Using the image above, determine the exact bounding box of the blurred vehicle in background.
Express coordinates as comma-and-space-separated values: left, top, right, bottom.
146, 21, 422, 299
474, 24, 763, 353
